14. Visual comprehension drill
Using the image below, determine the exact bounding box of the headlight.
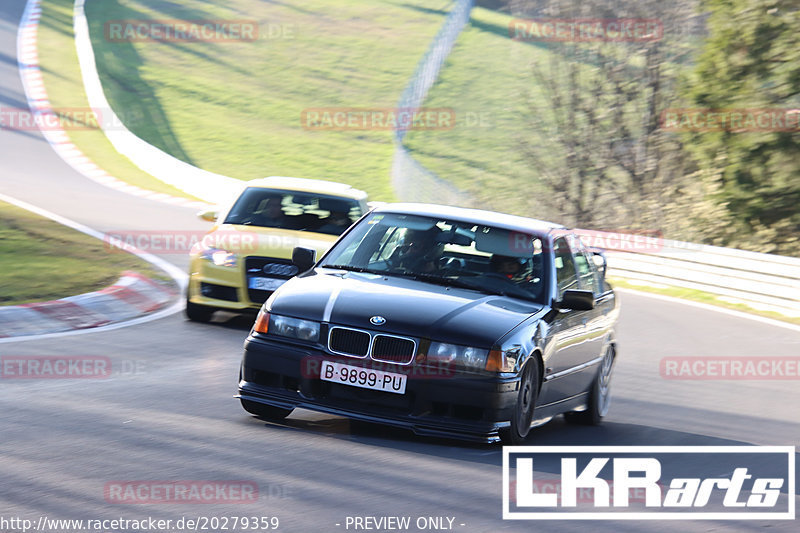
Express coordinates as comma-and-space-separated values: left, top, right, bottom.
427, 342, 489, 371
200, 247, 237, 267
268, 314, 320, 342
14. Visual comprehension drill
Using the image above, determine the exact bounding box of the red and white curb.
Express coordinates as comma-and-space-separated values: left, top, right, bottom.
0, 272, 177, 339
16, 0, 211, 210
0, 193, 187, 344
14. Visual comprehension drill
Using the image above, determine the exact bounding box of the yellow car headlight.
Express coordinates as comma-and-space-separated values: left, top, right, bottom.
200, 247, 237, 267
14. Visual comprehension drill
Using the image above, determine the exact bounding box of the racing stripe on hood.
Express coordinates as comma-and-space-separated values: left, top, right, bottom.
322, 284, 343, 323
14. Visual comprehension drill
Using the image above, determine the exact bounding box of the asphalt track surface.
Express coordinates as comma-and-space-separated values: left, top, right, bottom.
1, 1, 798, 531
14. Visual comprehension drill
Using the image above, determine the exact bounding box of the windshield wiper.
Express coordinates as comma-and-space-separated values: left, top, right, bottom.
224, 218, 259, 226
323, 267, 540, 302
374, 270, 481, 291
410, 273, 542, 302
407, 273, 490, 292
322, 264, 386, 275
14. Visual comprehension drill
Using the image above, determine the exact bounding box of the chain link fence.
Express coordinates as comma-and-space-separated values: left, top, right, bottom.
391, 0, 476, 206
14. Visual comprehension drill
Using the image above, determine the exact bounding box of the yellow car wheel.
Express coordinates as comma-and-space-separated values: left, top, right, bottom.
185, 298, 215, 322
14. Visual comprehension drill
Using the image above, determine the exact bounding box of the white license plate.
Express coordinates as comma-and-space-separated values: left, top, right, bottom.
320, 360, 407, 395
248, 277, 285, 291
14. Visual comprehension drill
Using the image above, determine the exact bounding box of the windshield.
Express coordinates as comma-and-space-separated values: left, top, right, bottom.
321, 212, 548, 303
223, 187, 363, 236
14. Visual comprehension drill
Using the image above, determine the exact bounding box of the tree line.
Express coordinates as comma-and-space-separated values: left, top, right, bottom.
503, 0, 798, 255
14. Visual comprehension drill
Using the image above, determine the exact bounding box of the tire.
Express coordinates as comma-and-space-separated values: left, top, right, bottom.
565, 345, 614, 425
185, 298, 214, 322
240, 399, 293, 421
500, 358, 540, 445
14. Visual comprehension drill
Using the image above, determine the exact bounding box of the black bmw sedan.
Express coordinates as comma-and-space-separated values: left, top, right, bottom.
237, 203, 619, 444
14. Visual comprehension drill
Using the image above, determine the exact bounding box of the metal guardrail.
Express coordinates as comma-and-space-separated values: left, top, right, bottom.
574, 230, 800, 317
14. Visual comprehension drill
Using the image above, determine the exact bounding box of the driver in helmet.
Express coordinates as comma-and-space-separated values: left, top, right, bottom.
489, 254, 528, 282
390, 227, 443, 273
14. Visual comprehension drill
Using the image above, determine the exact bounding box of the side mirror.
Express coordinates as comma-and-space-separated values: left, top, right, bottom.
198, 209, 218, 222
555, 289, 595, 311
292, 246, 317, 273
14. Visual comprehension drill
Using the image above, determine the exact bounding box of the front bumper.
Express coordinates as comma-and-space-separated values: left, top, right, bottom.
187, 255, 291, 311
237, 335, 521, 443
187, 254, 255, 311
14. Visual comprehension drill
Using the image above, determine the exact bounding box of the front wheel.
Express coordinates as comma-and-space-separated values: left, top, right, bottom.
185, 298, 214, 322
565, 345, 614, 425
500, 359, 540, 445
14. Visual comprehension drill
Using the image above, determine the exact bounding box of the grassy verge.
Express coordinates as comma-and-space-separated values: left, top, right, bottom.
0, 201, 169, 306
37, 0, 197, 200
609, 277, 800, 326
39, 0, 450, 202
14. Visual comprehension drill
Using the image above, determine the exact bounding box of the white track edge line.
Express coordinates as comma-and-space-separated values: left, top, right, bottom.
615, 287, 800, 334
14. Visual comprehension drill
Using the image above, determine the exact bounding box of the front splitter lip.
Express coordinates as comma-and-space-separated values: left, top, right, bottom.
236, 382, 508, 444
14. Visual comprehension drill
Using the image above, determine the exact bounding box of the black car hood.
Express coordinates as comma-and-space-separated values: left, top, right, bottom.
267, 270, 543, 346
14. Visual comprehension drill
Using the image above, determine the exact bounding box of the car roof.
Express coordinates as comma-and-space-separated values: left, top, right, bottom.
245, 176, 368, 200
372, 203, 566, 235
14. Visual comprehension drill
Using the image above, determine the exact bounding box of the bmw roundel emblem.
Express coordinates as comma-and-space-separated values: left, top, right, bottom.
370, 316, 386, 326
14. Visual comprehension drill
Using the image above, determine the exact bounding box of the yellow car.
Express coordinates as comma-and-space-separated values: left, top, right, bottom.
186, 176, 369, 322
